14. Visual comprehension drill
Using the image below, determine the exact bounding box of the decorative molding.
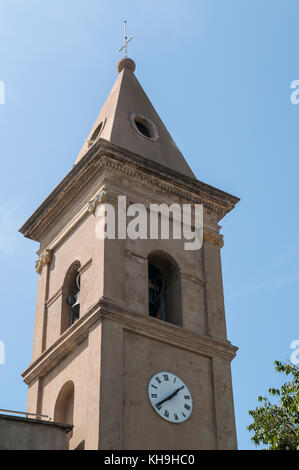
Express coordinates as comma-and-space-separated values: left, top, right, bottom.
88, 190, 118, 215
103, 156, 224, 213
19, 140, 239, 242
34, 164, 103, 240
203, 229, 224, 249
35, 249, 53, 274
22, 296, 238, 385
22, 302, 100, 385
21, 161, 105, 241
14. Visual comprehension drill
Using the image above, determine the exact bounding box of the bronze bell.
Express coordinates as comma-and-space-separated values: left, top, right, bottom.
70, 274, 81, 324
71, 291, 80, 317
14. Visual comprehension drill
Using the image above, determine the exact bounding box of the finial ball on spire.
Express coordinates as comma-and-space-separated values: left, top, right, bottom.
117, 58, 136, 73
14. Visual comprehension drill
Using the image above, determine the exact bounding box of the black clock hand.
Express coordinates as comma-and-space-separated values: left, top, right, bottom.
155, 386, 185, 409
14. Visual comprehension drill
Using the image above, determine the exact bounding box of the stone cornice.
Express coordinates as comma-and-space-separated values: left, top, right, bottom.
22, 296, 238, 385
19, 139, 239, 242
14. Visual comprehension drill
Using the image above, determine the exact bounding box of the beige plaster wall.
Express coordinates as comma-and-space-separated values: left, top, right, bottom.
123, 330, 216, 450
98, 320, 236, 450
36, 321, 102, 450
32, 215, 104, 355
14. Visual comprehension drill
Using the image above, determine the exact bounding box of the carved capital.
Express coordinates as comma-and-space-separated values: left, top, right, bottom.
88, 190, 118, 215
203, 229, 224, 248
35, 249, 53, 274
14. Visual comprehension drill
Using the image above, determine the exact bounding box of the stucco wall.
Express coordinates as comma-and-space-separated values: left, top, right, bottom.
98, 319, 237, 450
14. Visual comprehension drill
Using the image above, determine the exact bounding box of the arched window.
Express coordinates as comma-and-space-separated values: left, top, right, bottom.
61, 261, 81, 334
148, 251, 182, 327
54, 381, 74, 426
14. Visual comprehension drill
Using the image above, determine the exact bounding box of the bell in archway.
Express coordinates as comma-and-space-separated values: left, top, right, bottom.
70, 274, 81, 324
72, 291, 80, 316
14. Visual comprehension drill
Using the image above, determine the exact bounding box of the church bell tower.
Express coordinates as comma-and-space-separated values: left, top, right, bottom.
20, 56, 239, 450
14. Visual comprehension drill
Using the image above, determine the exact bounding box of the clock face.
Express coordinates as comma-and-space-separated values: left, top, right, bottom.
148, 371, 193, 423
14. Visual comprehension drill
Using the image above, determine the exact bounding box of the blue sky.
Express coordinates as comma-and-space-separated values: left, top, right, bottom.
0, 0, 299, 450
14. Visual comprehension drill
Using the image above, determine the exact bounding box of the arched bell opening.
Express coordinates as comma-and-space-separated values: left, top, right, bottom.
148, 251, 182, 327
61, 261, 81, 334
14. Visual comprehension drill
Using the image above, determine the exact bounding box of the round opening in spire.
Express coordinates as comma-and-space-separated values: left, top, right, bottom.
130, 114, 159, 142
135, 120, 151, 139
87, 119, 106, 148
117, 58, 136, 73
91, 121, 103, 141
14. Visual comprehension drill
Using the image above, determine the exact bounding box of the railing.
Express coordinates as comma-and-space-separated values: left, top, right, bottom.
0, 408, 50, 420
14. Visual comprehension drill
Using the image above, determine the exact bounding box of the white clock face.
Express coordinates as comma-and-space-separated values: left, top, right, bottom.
148, 371, 193, 423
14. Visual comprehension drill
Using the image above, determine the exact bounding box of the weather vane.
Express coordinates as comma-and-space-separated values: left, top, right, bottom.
119, 20, 133, 58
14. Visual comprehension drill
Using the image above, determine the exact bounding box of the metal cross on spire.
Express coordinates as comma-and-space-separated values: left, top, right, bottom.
118, 20, 134, 58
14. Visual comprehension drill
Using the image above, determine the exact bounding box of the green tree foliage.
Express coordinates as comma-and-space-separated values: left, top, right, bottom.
248, 361, 299, 450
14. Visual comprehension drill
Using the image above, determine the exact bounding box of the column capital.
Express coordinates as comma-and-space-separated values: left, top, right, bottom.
203, 228, 224, 248
88, 190, 118, 215
35, 249, 52, 274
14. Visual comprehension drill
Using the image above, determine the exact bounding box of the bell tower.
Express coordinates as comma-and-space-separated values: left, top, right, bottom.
20, 57, 239, 450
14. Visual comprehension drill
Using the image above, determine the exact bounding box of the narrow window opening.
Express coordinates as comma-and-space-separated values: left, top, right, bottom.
61, 262, 81, 334
67, 274, 80, 326
148, 263, 167, 321
148, 252, 182, 327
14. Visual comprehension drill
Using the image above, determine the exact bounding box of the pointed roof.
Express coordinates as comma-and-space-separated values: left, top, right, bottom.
74, 58, 195, 179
